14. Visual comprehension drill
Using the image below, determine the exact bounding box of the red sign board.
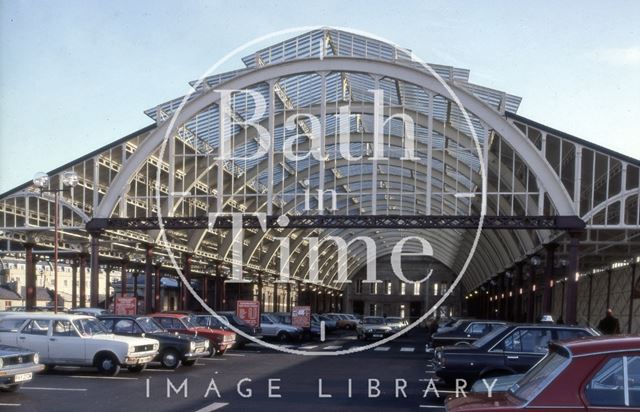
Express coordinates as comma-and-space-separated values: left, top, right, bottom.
291, 306, 311, 328
236, 300, 260, 327
115, 296, 137, 315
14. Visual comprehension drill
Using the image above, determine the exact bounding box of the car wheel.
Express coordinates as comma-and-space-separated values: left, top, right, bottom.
214, 348, 227, 357
277, 331, 290, 342
0, 384, 21, 393
182, 359, 196, 367
127, 364, 146, 373
160, 349, 181, 369
96, 353, 121, 376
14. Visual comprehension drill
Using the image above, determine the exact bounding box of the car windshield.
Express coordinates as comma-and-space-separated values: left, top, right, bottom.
180, 317, 197, 328
472, 325, 508, 347
264, 314, 280, 323
137, 317, 164, 333
509, 349, 570, 401
364, 317, 384, 325
73, 318, 109, 336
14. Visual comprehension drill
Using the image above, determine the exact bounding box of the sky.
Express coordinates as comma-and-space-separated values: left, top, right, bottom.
1, 0, 639, 193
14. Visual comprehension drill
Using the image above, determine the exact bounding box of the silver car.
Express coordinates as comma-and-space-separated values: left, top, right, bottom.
356, 316, 393, 341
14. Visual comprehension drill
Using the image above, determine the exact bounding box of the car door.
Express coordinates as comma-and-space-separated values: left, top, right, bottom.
48, 319, 84, 364
18, 319, 51, 361
502, 327, 550, 373
584, 355, 640, 411
260, 315, 275, 336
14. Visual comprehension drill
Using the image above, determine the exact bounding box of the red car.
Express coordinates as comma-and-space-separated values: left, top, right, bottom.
150, 313, 236, 356
445, 335, 640, 411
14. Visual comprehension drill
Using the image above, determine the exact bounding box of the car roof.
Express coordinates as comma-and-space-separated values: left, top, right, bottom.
150, 313, 186, 318
556, 335, 640, 357
500, 323, 594, 330
1, 313, 94, 321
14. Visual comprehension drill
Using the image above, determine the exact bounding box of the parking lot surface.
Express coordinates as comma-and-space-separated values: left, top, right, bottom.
0, 329, 452, 411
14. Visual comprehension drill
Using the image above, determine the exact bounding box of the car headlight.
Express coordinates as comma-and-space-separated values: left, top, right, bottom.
153, 343, 159, 350
128, 346, 135, 354
366, 328, 373, 333
0, 357, 3, 369
204, 340, 210, 349
190, 341, 196, 351
33, 353, 39, 364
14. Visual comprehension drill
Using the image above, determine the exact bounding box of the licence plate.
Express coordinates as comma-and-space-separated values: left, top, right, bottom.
14, 373, 32, 383
195, 348, 204, 353
373, 334, 383, 338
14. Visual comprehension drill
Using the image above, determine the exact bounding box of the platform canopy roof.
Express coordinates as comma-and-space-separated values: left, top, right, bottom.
1, 28, 639, 292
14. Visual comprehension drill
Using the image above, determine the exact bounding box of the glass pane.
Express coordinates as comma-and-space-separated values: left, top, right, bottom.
503, 330, 522, 352
53, 320, 76, 337
585, 357, 625, 407
556, 329, 589, 340
24, 319, 49, 335
519, 329, 552, 353
628, 357, 640, 407
511, 350, 569, 401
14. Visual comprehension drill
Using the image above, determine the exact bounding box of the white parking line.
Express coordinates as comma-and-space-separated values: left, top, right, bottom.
374, 346, 390, 351
400, 347, 415, 352
225, 353, 246, 357
344, 336, 357, 340
300, 345, 318, 349
418, 405, 443, 409
0, 403, 21, 406
193, 402, 229, 412
201, 358, 227, 361
69, 375, 138, 380
322, 345, 342, 350
23, 387, 88, 391
146, 369, 175, 372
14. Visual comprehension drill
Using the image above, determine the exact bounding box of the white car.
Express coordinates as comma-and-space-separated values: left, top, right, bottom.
0, 313, 159, 376
260, 314, 302, 342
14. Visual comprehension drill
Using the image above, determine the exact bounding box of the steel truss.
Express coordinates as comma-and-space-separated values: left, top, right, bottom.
86, 214, 586, 232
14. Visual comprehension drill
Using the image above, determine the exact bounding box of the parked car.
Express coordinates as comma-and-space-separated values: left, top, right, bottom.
0, 344, 44, 392
325, 313, 358, 329
192, 313, 263, 349
0, 313, 159, 376
98, 315, 210, 369
356, 316, 394, 341
68, 307, 109, 316
434, 324, 599, 386
312, 314, 337, 332
385, 317, 408, 332
445, 335, 640, 411
437, 318, 459, 332
429, 320, 506, 348
260, 314, 302, 342
268, 311, 319, 340
150, 313, 235, 356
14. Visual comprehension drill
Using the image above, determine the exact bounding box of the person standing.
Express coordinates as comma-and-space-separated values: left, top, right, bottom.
597, 308, 621, 335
